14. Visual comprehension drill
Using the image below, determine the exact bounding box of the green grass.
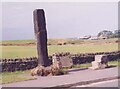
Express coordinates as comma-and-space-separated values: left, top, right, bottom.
108, 60, 120, 66
1, 40, 35, 44
48, 43, 118, 54
1, 38, 118, 45
1, 46, 37, 58
1, 38, 119, 58
1, 39, 83, 45
1, 70, 36, 84
1, 43, 118, 58
68, 61, 120, 68
71, 63, 92, 68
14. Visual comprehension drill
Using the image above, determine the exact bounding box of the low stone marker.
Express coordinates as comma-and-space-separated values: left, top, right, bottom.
89, 55, 108, 69
52, 53, 73, 68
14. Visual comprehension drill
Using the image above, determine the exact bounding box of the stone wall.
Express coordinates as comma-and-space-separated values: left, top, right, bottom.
1, 56, 52, 72
71, 51, 120, 65
1, 51, 120, 72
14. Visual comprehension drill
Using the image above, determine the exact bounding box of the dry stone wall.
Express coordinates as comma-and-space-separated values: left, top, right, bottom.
1, 56, 52, 72
71, 51, 120, 65
1, 51, 120, 72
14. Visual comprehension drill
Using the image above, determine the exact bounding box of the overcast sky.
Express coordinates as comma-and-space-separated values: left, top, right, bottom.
2, 2, 118, 40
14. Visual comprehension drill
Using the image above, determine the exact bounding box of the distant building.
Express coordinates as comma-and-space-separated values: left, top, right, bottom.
89, 36, 98, 40
79, 35, 91, 40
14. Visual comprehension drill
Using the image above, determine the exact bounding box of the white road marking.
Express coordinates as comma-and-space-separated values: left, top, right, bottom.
75, 79, 118, 87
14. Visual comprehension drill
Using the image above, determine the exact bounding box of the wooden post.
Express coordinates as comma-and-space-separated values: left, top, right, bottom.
33, 9, 49, 67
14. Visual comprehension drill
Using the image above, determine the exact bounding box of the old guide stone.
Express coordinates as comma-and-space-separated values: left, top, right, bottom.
52, 53, 73, 68
89, 55, 108, 69
33, 9, 49, 67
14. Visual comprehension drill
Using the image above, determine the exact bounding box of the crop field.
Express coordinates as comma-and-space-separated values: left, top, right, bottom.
1, 42, 118, 58
0, 38, 119, 58
1, 46, 37, 58
1, 40, 35, 45
1, 38, 118, 44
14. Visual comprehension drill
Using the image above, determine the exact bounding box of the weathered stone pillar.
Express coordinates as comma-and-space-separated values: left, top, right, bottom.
33, 9, 49, 67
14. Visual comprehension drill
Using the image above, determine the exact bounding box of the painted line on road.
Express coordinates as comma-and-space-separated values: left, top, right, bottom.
75, 79, 118, 87
56, 76, 120, 88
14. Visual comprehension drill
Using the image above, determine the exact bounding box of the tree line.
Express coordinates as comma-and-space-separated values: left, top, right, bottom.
97, 29, 120, 38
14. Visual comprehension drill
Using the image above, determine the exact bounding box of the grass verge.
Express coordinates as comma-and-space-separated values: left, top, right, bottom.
63, 60, 119, 70
1, 70, 36, 84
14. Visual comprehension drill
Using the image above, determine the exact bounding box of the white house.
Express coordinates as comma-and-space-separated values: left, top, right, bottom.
79, 35, 91, 40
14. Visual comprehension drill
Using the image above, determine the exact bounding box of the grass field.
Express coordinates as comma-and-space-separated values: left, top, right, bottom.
1, 46, 37, 58
1, 38, 119, 58
48, 43, 118, 54
1, 43, 118, 58
1, 40, 35, 44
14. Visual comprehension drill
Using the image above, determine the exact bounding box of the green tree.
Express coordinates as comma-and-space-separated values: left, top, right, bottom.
98, 30, 113, 38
